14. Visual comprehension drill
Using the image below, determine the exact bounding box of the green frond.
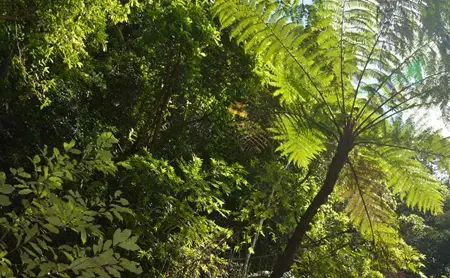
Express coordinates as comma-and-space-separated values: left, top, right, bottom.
268, 63, 315, 105
387, 156, 443, 214
359, 144, 446, 214
344, 186, 398, 239
213, 0, 346, 109
270, 115, 326, 168
356, 119, 448, 215
340, 153, 398, 241
215, 0, 449, 218
214, 0, 447, 134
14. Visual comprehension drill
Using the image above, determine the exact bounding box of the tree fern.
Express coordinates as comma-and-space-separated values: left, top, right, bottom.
213, 0, 450, 276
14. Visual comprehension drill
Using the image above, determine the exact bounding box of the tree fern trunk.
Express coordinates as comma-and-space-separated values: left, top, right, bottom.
270, 131, 353, 278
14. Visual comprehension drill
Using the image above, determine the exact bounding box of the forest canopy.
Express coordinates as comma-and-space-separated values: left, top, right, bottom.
1, 0, 450, 277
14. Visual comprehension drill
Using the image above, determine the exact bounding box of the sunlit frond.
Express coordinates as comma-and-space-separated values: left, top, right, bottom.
271, 114, 326, 168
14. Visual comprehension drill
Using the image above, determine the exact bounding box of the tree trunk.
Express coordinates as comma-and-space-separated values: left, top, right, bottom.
270, 130, 353, 278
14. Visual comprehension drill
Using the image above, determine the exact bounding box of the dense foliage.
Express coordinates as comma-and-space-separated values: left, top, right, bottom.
1, 0, 450, 277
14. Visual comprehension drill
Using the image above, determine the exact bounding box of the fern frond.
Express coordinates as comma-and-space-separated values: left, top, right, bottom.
359, 145, 446, 214
340, 153, 398, 241
213, 0, 346, 129
270, 115, 326, 168
355, 119, 450, 214
384, 151, 444, 214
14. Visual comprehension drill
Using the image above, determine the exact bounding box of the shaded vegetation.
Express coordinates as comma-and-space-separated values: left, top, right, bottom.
1, 0, 450, 277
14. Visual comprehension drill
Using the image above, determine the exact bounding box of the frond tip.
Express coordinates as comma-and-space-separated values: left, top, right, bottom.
381, 148, 446, 214
359, 145, 447, 215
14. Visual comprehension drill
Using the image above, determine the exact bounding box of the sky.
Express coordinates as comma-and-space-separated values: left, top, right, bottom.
407, 107, 450, 137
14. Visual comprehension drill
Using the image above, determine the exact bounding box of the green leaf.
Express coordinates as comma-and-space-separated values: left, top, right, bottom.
69, 149, 82, 155
118, 198, 129, 206
43, 223, 59, 234
46, 216, 63, 227
65, 171, 73, 180
23, 246, 38, 258
105, 266, 121, 278
0, 172, 6, 184
104, 212, 113, 222
29, 242, 43, 256
112, 210, 123, 221
113, 229, 132, 246
69, 257, 90, 271
113, 229, 121, 246
37, 239, 48, 250
98, 149, 112, 160
92, 267, 110, 277
272, 116, 325, 168
53, 171, 64, 177
93, 244, 100, 255
18, 189, 33, 195
118, 241, 140, 251
120, 259, 142, 274
100, 132, 119, 145
0, 184, 14, 194
64, 140, 76, 151
32, 155, 41, 164
0, 195, 11, 206
18, 172, 31, 179
63, 251, 74, 262
80, 228, 87, 244
24, 224, 38, 244
117, 161, 132, 170
81, 271, 96, 278
103, 240, 112, 251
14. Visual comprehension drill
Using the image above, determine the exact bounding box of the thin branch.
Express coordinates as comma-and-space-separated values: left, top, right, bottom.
242, 162, 290, 278
280, 165, 315, 217
359, 105, 438, 141
354, 41, 432, 122
350, 22, 386, 121
353, 70, 446, 137
355, 105, 416, 137
282, 106, 339, 141
348, 160, 376, 247
301, 229, 356, 249
311, 121, 339, 142
334, 88, 343, 117
355, 98, 435, 137
353, 70, 447, 135
355, 141, 450, 159
0, 228, 9, 243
